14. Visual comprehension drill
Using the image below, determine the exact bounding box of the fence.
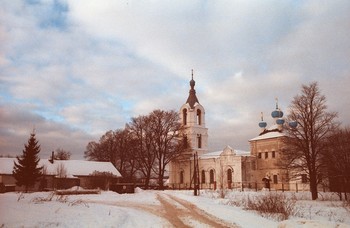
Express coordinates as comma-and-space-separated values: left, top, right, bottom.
168, 181, 313, 192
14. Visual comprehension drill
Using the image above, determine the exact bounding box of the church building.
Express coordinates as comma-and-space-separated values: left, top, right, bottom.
168, 74, 311, 191
168, 74, 255, 190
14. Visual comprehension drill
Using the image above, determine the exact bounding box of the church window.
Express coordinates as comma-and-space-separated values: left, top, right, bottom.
227, 169, 232, 183
197, 134, 202, 148
272, 151, 276, 158
301, 174, 308, 183
182, 109, 187, 125
273, 175, 278, 184
265, 152, 268, 159
201, 170, 205, 183
180, 171, 184, 184
251, 161, 256, 170
196, 109, 201, 125
209, 169, 215, 183
183, 135, 188, 147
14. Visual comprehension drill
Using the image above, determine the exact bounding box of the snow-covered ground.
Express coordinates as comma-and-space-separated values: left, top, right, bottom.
0, 188, 349, 228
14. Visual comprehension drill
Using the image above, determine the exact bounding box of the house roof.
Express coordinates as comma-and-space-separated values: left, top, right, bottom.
0, 158, 122, 177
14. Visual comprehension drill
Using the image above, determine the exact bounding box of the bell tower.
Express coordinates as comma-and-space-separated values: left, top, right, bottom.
179, 70, 208, 156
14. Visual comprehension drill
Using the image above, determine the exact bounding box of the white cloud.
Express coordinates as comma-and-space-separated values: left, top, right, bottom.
1, 0, 349, 157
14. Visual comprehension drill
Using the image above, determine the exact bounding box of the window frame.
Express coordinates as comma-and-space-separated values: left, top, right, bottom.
209, 169, 215, 184
227, 169, 232, 183
180, 171, 184, 184
272, 151, 276, 158
201, 170, 206, 183
273, 175, 278, 184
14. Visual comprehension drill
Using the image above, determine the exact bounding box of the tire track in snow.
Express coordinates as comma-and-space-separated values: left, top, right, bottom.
86, 192, 239, 227
157, 193, 239, 228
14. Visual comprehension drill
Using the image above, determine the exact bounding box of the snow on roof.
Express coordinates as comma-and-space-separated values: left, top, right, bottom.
249, 131, 285, 141
0, 158, 122, 177
198, 146, 250, 160
0, 158, 16, 175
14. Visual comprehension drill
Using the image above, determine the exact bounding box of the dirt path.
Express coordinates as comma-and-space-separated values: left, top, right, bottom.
87, 192, 239, 227
156, 193, 238, 227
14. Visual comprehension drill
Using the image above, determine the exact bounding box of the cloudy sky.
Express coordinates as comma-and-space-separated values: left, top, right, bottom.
1, 0, 349, 159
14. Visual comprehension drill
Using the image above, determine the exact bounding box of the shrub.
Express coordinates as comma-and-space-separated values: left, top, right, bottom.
342, 200, 350, 213
245, 192, 296, 221
30, 192, 55, 204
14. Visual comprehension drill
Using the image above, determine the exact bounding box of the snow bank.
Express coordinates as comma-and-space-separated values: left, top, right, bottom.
0, 191, 165, 227
1, 190, 349, 227
278, 219, 350, 228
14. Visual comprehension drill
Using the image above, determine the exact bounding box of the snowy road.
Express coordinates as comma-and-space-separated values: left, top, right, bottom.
87, 192, 238, 227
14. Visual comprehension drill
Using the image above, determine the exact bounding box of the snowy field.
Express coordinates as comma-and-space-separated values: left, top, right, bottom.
1, 188, 350, 228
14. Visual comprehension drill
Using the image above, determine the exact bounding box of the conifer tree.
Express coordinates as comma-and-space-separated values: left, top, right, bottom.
13, 132, 43, 192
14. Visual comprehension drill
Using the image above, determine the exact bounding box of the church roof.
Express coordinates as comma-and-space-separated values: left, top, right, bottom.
198, 147, 250, 159
185, 72, 199, 109
249, 125, 285, 141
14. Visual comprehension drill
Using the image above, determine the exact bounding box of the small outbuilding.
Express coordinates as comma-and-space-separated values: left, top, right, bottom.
0, 158, 122, 192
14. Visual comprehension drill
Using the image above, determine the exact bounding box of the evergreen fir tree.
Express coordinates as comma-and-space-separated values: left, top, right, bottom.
13, 132, 43, 192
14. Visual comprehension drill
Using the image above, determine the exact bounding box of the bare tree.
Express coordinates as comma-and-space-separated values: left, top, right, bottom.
325, 127, 350, 200
149, 110, 190, 189
56, 163, 67, 178
113, 129, 139, 181
54, 148, 71, 160
84, 130, 121, 163
84, 141, 107, 161
84, 109, 190, 189
282, 82, 338, 200
127, 114, 156, 189
84, 129, 139, 180
127, 110, 190, 189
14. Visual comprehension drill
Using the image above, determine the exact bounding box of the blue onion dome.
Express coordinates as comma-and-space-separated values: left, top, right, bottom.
259, 121, 267, 128
259, 112, 267, 128
276, 118, 285, 125
288, 121, 298, 128
271, 109, 284, 118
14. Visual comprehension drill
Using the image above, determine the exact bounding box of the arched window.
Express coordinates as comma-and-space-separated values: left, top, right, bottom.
201, 170, 206, 183
227, 169, 232, 183
180, 171, 184, 184
197, 134, 202, 149
183, 135, 188, 147
209, 169, 215, 183
182, 109, 187, 125
196, 109, 201, 125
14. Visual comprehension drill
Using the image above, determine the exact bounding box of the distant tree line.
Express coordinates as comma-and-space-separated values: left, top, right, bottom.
54, 148, 71, 160
84, 109, 190, 189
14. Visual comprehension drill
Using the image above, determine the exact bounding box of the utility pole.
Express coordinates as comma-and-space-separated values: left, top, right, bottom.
193, 152, 200, 196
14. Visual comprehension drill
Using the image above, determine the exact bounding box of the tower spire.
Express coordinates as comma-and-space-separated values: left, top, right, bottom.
186, 69, 199, 108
